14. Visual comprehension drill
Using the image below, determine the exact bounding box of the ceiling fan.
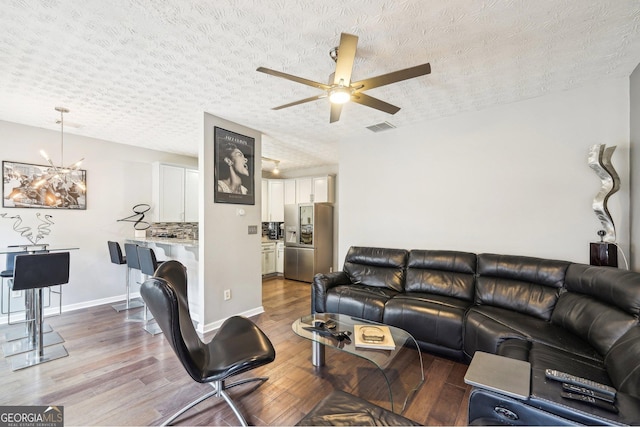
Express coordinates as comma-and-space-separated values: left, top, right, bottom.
257, 33, 431, 123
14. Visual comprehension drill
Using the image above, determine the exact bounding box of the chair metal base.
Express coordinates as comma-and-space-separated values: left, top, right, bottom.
112, 298, 144, 312
124, 308, 145, 323
143, 320, 163, 335
9, 343, 68, 371
162, 376, 269, 426
2, 331, 64, 357
2, 323, 52, 341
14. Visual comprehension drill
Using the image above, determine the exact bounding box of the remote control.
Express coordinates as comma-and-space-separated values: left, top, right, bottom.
561, 392, 618, 413
562, 383, 615, 403
545, 369, 616, 399
302, 326, 334, 337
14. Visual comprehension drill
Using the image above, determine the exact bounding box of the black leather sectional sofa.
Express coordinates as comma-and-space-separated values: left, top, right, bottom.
311, 246, 640, 425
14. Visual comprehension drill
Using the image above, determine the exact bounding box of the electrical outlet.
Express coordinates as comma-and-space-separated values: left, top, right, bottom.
224, 289, 231, 301
248, 225, 258, 235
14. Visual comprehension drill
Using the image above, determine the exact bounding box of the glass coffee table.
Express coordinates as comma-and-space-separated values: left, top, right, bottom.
292, 313, 424, 413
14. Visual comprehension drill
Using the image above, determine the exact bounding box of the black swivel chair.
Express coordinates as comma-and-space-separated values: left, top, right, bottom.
108, 241, 144, 312
141, 261, 276, 426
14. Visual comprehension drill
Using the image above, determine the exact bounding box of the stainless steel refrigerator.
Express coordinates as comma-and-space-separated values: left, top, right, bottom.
284, 203, 333, 282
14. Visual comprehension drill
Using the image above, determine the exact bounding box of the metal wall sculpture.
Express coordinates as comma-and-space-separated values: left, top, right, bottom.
0, 212, 54, 245
587, 144, 620, 242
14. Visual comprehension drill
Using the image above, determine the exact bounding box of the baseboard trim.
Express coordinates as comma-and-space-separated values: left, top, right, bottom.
0, 292, 140, 326
199, 306, 265, 334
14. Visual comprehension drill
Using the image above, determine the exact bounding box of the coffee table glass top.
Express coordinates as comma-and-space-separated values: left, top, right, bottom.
292, 313, 424, 413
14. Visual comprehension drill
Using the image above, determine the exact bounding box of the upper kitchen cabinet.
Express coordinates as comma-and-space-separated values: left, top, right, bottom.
262, 179, 287, 222
284, 179, 296, 205
296, 175, 335, 204
267, 180, 284, 222
152, 163, 199, 222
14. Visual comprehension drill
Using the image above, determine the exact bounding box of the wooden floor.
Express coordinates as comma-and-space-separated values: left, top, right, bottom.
0, 278, 471, 426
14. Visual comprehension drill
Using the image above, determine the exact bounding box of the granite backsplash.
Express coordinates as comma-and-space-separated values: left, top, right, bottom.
146, 222, 198, 239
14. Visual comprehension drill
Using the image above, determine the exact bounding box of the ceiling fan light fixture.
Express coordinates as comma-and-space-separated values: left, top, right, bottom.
329, 86, 351, 104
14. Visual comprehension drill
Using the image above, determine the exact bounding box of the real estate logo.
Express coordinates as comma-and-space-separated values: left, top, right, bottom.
0, 406, 63, 427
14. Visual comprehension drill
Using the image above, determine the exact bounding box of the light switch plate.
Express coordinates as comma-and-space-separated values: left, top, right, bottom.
248, 225, 258, 234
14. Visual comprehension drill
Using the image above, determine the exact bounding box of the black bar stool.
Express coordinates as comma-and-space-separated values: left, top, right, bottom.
136, 246, 165, 335
122, 243, 145, 322
6, 252, 70, 370
108, 241, 144, 312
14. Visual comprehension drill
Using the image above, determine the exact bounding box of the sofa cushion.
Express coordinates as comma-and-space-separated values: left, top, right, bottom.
551, 291, 637, 356
384, 292, 472, 351
464, 306, 602, 361
498, 338, 609, 384
405, 250, 476, 300
564, 263, 640, 316
325, 285, 398, 322
605, 325, 640, 398
343, 247, 408, 292
475, 254, 570, 320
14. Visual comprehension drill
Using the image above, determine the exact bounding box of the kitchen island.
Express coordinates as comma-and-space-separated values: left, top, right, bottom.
125, 236, 200, 326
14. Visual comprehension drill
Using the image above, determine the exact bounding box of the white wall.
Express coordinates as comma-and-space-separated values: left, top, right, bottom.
339, 79, 630, 266
199, 113, 263, 331
0, 120, 196, 321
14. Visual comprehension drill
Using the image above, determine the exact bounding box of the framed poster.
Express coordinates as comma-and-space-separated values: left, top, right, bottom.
214, 127, 255, 205
2, 160, 87, 209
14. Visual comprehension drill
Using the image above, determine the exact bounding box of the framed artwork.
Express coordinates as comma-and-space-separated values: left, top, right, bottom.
214, 127, 255, 205
2, 160, 87, 209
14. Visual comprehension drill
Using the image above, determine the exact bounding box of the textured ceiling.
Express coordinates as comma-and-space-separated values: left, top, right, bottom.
1, 0, 640, 172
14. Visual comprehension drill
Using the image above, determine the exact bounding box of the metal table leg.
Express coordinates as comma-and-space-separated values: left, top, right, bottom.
312, 341, 325, 367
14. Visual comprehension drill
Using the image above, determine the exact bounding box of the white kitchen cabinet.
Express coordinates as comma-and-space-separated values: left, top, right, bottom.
184, 168, 199, 222
261, 242, 276, 275
284, 179, 296, 205
267, 180, 284, 222
152, 163, 198, 222
276, 242, 284, 274
296, 177, 313, 203
295, 175, 335, 203
261, 180, 269, 222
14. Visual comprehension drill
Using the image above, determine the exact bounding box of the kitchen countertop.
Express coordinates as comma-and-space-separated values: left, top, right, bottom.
126, 236, 199, 248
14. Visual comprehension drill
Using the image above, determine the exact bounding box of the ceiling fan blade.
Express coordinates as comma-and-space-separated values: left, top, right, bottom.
257, 67, 331, 91
272, 94, 327, 110
333, 33, 358, 85
351, 93, 401, 115
330, 103, 343, 123
351, 63, 431, 91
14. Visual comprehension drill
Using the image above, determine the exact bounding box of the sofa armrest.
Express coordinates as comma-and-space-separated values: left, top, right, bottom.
312, 271, 350, 314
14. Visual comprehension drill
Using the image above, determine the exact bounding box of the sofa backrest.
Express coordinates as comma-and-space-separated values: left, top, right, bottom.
551, 263, 640, 356
406, 250, 477, 301
475, 254, 570, 321
604, 325, 640, 398
343, 246, 408, 292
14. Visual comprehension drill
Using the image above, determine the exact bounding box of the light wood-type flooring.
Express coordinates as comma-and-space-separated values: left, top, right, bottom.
0, 277, 471, 426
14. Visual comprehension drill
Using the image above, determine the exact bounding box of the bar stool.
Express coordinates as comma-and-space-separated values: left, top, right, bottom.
122, 243, 145, 322
108, 241, 144, 312
1, 250, 55, 344
136, 246, 164, 335
6, 252, 70, 370
1, 251, 24, 324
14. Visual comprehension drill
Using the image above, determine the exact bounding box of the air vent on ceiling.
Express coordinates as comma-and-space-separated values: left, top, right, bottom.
366, 121, 396, 133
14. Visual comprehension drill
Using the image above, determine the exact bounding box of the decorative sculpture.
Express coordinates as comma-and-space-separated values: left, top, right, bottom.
587, 144, 620, 243
117, 204, 151, 230
0, 212, 54, 244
